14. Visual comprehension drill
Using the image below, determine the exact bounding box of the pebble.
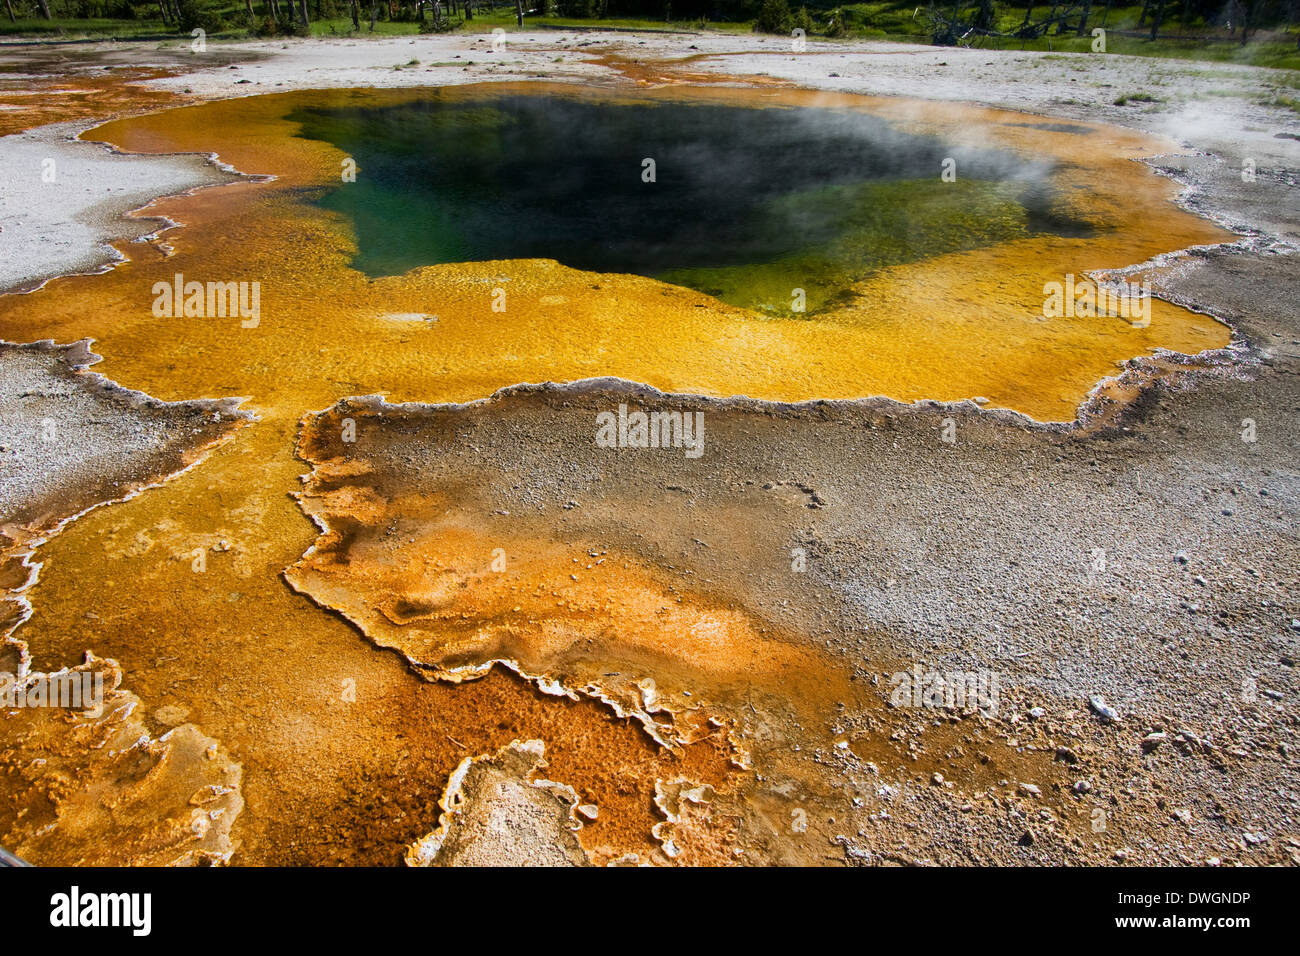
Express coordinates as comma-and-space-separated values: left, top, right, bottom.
1028, 706, 1046, 719
1088, 694, 1119, 722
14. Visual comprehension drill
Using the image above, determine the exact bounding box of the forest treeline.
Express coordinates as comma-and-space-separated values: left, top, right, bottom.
3, 0, 1298, 49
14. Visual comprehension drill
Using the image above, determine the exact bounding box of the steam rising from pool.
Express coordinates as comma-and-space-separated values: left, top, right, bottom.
291, 91, 1085, 315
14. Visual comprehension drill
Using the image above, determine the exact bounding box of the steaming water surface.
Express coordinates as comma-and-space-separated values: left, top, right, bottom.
291, 91, 1090, 315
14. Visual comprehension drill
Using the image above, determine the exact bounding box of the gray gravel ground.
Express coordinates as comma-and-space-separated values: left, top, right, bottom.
0, 339, 249, 530
0, 123, 238, 294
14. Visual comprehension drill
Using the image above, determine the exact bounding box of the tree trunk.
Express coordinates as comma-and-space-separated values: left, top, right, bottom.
268, 0, 279, 23
36, 0, 51, 19
1076, 0, 1091, 34
465, 0, 472, 19
1149, 0, 1165, 39
245, 0, 255, 19
370, 0, 376, 30
156, 0, 170, 24
299, 0, 309, 25
349, 0, 359, 28
5, 0, 15, 22
515, 0, 523, 26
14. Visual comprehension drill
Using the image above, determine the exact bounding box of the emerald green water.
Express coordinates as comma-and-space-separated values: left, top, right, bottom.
290, 90, 1090, 316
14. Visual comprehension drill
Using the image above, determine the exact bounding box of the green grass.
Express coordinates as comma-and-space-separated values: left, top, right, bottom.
1265, 93, 1300, 113
0, 15, 170, 38
831, 3, 1300, 69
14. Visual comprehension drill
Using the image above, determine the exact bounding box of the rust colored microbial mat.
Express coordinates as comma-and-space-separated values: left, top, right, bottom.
0, 83, 1236, 866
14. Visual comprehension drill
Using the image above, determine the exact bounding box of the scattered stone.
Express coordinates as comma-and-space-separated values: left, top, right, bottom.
1141, 731, 1167, 753
1088, 695, 1119, 722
